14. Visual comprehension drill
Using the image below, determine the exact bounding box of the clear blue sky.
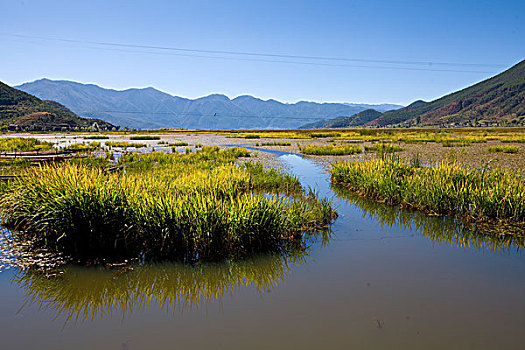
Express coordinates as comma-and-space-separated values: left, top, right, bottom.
1, 0, 523, 105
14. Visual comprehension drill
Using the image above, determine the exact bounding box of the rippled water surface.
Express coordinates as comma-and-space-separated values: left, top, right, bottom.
1, 153, 524, 350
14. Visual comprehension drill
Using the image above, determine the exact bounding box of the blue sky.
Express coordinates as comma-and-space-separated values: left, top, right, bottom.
1, 0, 523, 105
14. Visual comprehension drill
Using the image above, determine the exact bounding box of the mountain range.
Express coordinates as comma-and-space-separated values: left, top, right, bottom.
0, 81, 114, 131
301, 59, 525, 128
15, 79, 402, 129
299, 109, 383, 129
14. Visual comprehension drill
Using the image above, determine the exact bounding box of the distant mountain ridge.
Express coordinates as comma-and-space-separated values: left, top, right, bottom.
16, 79, 403, 129
299, 109, 382, 129
300, 59, 525, 129
0, 81, 114, 131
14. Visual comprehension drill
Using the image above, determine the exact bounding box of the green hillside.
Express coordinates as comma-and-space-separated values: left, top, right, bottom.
367, 60, 525, 127
0, 81, 115, 131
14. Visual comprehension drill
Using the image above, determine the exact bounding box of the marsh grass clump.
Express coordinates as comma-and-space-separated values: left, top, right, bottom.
330, 158, 525, 226
0, 147, 336, 263
130, 135, 161, 140
0, 137, 54, 152
242, 162, 301, 194
243, 134, 260, 139
65, 142, 101, 152
364, 143, 402, 153
441, 140, 471, 147
500, 136, 525, 143
309, 133, 341, 138
488, 145, 519, 154
83, 135, 109, 140
169, 142, 188, 146
299, 144, 361, 156
257, 141, 292, 146
105, 141, 147, 148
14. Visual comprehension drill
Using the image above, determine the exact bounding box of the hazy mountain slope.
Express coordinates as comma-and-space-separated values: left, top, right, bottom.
0, 81, 114, 131
299, 109, 382, 129
367, 60, 525, 127
16, 79, 402, 129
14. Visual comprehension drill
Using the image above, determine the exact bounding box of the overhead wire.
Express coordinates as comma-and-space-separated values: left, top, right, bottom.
0, 33, 502, 73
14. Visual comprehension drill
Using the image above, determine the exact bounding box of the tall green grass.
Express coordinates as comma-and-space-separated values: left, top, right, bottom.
65, 142, 101, 151
364, 143, 402, 153
255, 141, 292, 146
84, 135, 109, 140
331, 158, 525, 225
309, 133, 341, 138
488, 145, 519, 153
0, 137, 54, 152
299, 144, 362, 156
130, 135, 161, 140
105, 141, 147, 148
0, 147, 336, 262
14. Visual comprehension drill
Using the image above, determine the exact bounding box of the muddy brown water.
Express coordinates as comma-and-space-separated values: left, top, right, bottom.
1, 153, 524, 350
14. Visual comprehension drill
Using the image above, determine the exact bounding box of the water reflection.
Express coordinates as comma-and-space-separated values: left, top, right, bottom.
332, 184, 525, 253
14, 251, 308, 324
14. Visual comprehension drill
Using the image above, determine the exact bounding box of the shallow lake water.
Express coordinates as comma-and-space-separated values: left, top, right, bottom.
1, 153, 524, 349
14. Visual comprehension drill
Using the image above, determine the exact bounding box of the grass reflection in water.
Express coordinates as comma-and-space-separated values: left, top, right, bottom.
14, 251, 309, 324
332, 184, 525, 253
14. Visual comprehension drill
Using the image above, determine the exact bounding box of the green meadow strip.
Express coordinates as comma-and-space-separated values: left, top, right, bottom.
299, 144, 361, 156
488, 145, 519, 153
364, 143, 402, 153
83, 135, 109, 140
105, 141, 147, 148
255, 141, 292, 146
130, 135, 161, 140
0, 137, 54, 152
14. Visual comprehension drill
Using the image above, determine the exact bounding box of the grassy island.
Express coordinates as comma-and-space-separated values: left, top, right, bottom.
0, 147, 336, 263
330, 158, 525, 227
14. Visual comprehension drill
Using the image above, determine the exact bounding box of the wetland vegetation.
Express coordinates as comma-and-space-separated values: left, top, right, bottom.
0, 146, 336, 263
0, 137, 54, 152
255, 141, 292, 147
488, 145, 520, 153
129, 135, 161, 140
330, 157, 525, 229
299, 144, 362, 156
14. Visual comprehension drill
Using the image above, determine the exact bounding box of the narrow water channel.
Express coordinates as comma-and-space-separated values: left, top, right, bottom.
0, 153, 524, 350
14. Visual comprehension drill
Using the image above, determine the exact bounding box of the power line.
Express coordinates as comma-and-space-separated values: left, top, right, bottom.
1, 33, 502, 73
79, 110, 348, 121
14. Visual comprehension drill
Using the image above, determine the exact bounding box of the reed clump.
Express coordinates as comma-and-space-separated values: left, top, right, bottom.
130, 135, 161, 140
0, 147, 336, 263
309, 133, 341, 138
65, 142, 101, 151
255, 141, 292, 146
83, 135, 109, 140
330, 158, 525, 226
105, 141, 147, 148
0, 137, 54, 152
299, 144, 361, 156
488, 145, 519, 154
364, 143, 402, 153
